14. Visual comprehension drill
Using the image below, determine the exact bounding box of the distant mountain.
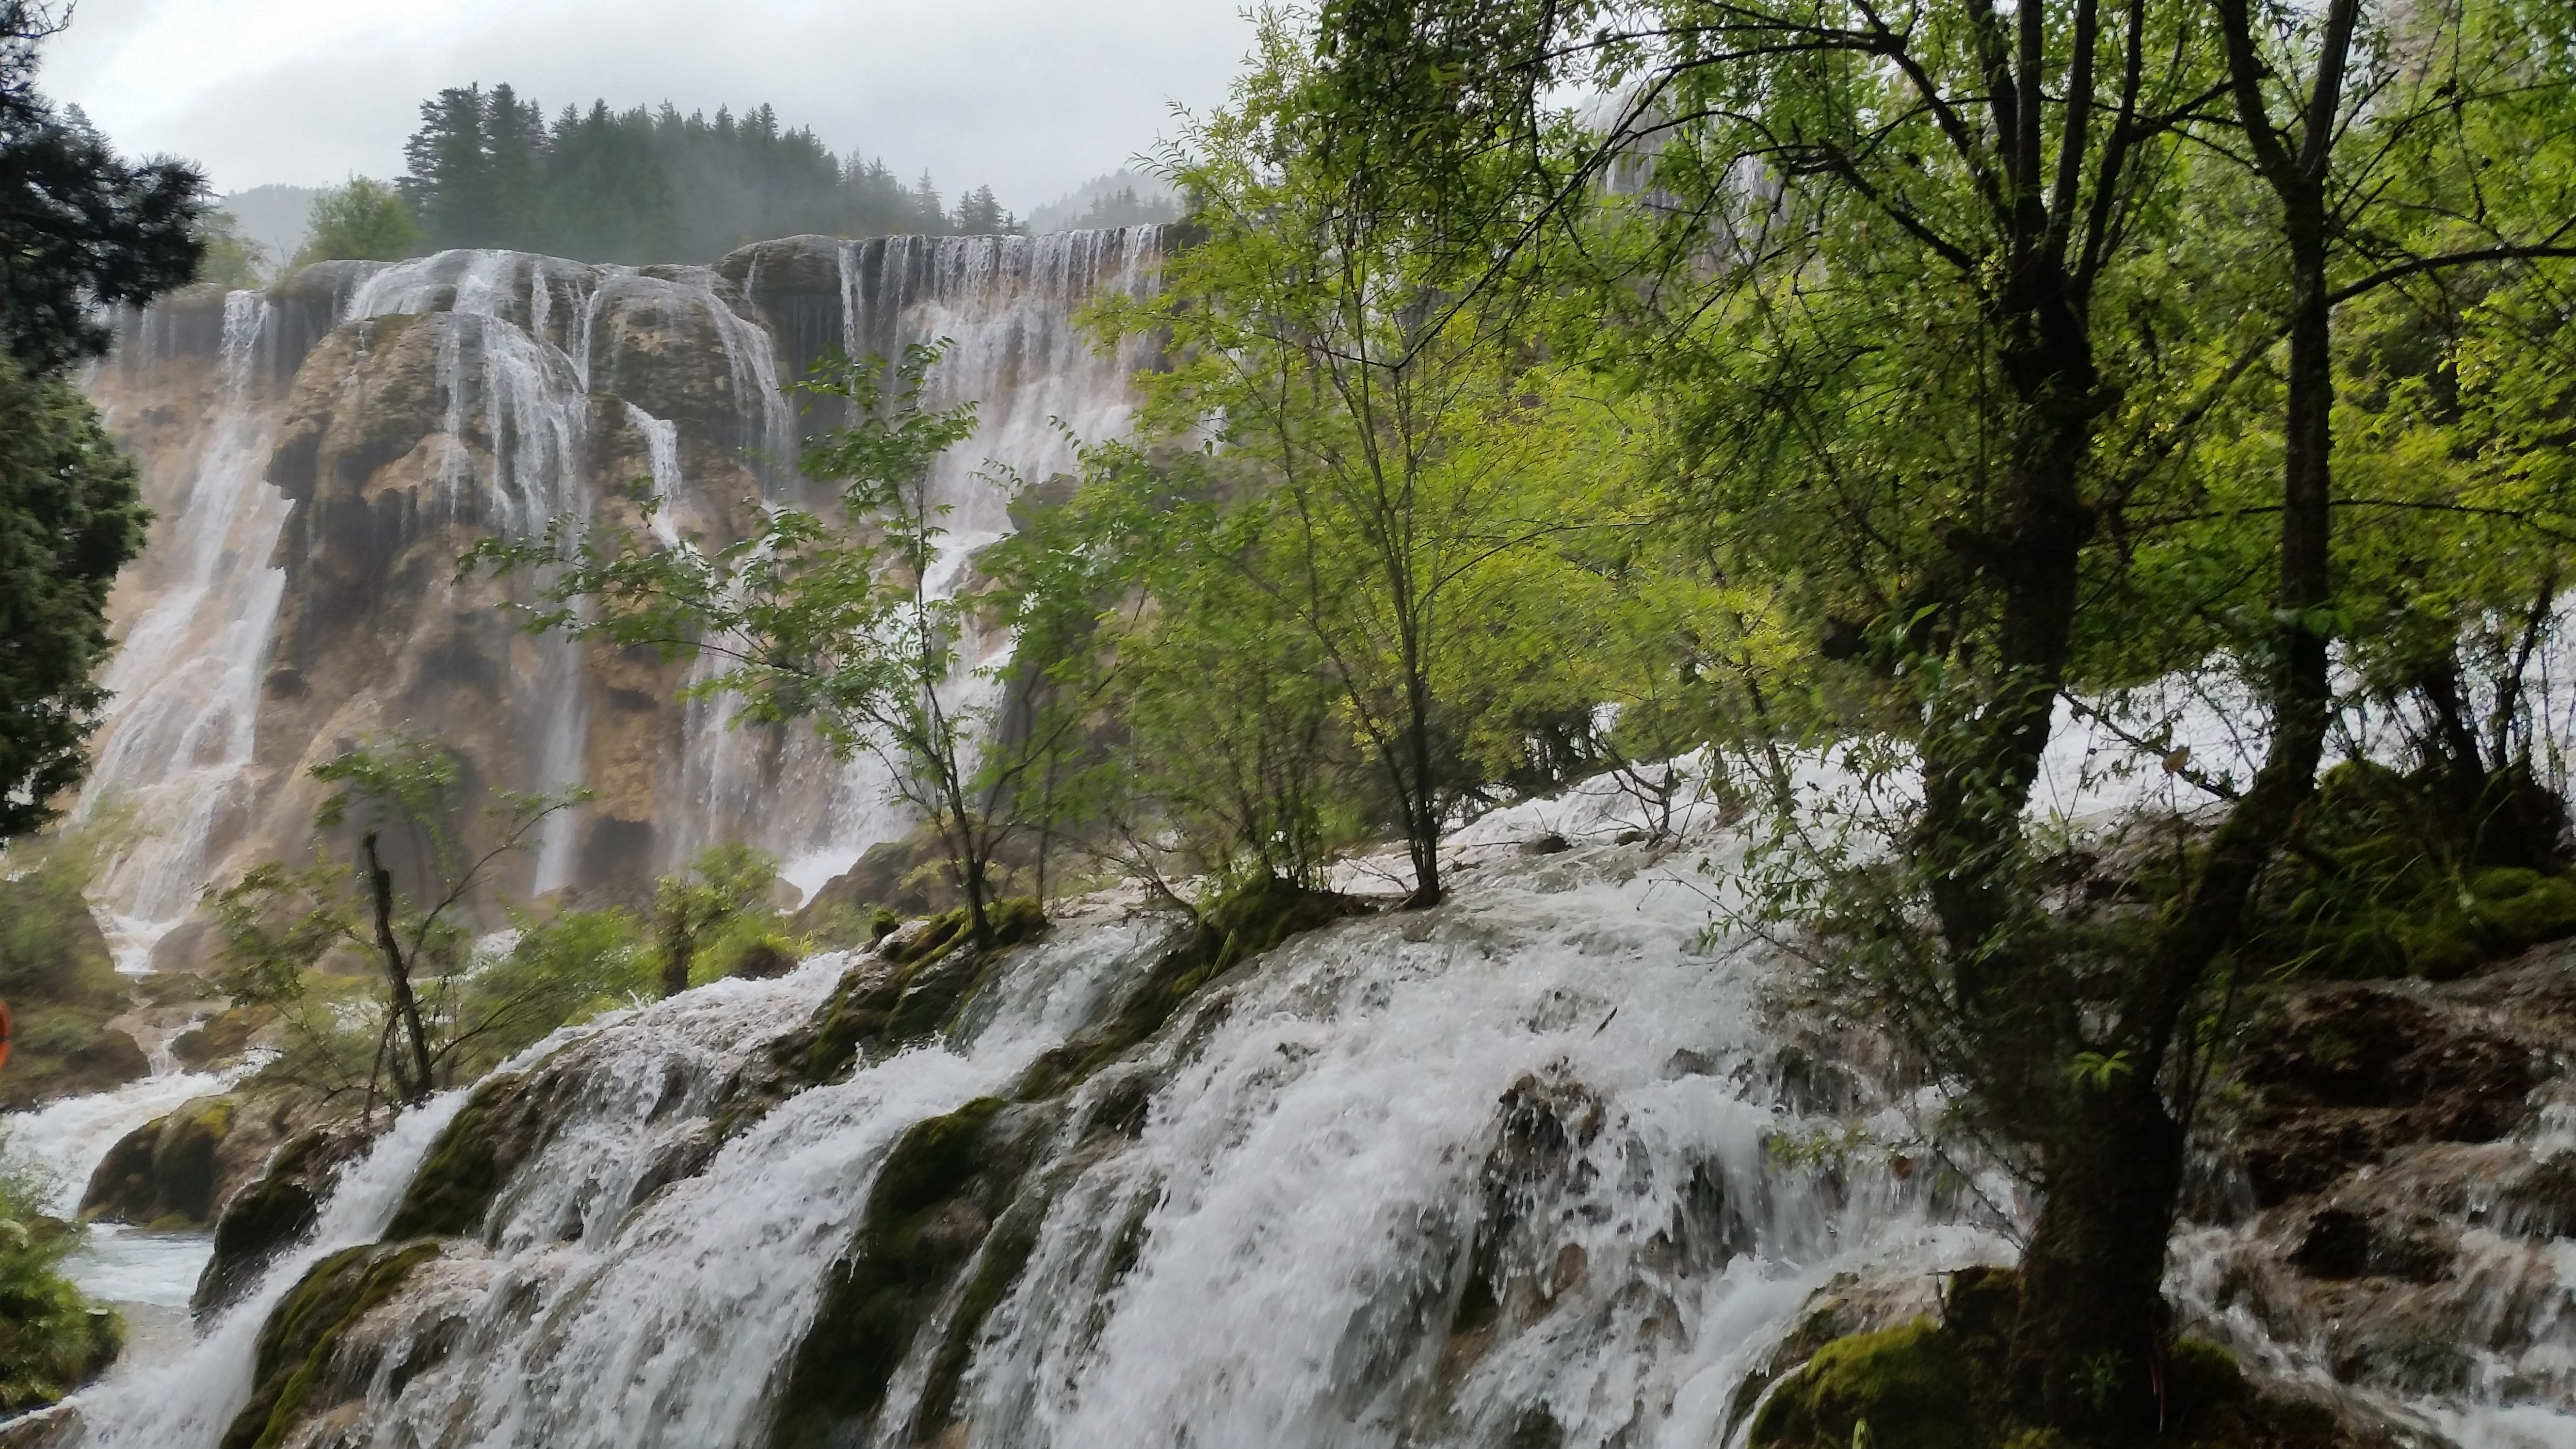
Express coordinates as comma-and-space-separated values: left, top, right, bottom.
1028, 170, 1182, 234
218, 184, 323, 269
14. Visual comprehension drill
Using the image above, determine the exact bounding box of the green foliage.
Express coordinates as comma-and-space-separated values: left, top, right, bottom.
478, 345, 1061, 944
210, 736, 594, 1105
0, 1147, 121, 1411
0, 354, 150, 840
193, 210, 266, 289
649, 842, 782, 995
1059, 16, 1738, 905
2250, 760, 2576, 980
291, 178, 421, 267
395, 82, 998, 262
0, 825, 140, 1104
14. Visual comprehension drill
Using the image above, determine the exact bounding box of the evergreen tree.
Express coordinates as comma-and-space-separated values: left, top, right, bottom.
0, 1, 201, 839
394, 81, 1007, 260
953, 184, 1010, 236
399, 84, 492, 248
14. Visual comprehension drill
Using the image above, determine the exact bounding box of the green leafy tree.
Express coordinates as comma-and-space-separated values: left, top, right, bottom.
650, 843, 779, 998
0, 1150, 118, 1411
1089, 17, 1666, 907
481, 345, 1058, 946
291, 177, 422, 267
1309, 0, 2576, 1430
192, 209, 265, 289
210, 738, 590, 1108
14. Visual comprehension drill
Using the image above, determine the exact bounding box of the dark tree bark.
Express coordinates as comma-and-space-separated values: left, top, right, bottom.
364, 831, 436, 1103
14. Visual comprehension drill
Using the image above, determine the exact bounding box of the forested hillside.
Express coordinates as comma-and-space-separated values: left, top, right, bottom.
394, 82, 1018, 262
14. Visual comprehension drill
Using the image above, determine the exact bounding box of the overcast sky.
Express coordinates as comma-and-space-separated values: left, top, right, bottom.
42, 0, 1256, 212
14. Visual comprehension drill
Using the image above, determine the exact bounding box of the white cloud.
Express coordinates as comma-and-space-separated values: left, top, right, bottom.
42, 0, 1254, 211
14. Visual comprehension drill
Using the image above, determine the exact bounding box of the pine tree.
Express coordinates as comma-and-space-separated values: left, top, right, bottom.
400, 84, 493, 248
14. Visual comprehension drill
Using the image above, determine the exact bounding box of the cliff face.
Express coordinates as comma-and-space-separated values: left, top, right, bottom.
79, 230, 1166, 970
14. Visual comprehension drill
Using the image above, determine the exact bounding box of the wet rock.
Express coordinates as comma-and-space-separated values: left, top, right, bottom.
771, 1095, 1058, 1449
170, 1004, 278, 1069
383, 1068, 566, 1241
219, 1240, 440, 1449
80, 1096, 235, 1228
196, 1126, 374, 1313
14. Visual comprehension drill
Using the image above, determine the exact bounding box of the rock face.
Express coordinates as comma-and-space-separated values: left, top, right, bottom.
2174, 943, 2576, 1417
78, 231, 1169, 968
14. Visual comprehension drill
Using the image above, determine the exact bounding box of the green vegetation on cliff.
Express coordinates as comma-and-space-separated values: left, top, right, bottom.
0, 835, 145, 1107
394, 81, 1017, 264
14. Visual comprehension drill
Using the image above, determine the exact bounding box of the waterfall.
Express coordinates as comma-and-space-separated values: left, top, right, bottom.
79, 290, 297, 973
663, 226, 1169, 900
37, 759, 2575, 1447
69, 1094, 466, 1448
79, 229, 1171, 941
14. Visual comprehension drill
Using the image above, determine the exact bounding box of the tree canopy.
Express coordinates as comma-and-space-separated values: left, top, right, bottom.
395, 82, 1018, 263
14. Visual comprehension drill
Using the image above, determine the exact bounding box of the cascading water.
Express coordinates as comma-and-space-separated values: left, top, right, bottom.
78, 228, 1172, 950
78, 290, 298, 973
32, 767, 2576, 1448
664, 227, 1170, 899
69, 1094, 467, 1449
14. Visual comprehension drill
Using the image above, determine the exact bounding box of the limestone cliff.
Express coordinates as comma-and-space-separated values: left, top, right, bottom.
79, 230, 1166, 970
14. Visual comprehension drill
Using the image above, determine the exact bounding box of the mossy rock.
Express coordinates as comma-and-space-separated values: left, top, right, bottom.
218, 1239, 439, 1449
196, 1128, 366, 1313
1015, 877, 1364, 1101
78, 1095, 236, 1227
770, 1095, 1053, 1449
789, 899, 1052, 1084
1748, 1273, 2373, 1449
382, 1070, 556, 1240
172, 1005, 279, 1069
1749, 1320, 1973, 1449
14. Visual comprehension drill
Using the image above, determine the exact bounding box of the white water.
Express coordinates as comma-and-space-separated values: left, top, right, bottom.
80, 292, 296, 972
79, 230, 1170, 939
75, 1092, 466, 1449
38, 781, 2576, 1448
663, 228, 1168, 899
3, 1068, 241, 1217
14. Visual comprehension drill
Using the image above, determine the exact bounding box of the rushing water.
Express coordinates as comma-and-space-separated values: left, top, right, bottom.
17, 770, 2569, 1449
49, 228, 2576, 1448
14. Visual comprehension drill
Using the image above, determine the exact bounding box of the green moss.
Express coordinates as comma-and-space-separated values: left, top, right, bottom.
2254, 760, 2576, 982
1744, 1275, 2350, 1449
791, 899, 1054, 1084
219, 1239, 439, 1449
78, 1094, 237, 1227
1750, 1320, 1973, 1449
904, 1191, 1046, 1441
1015, 877, 1362, 1101
382, 1072, 531, 1240
770, 1096, 1022, 1448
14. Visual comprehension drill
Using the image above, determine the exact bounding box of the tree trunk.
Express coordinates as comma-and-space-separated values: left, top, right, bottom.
364, 831, 435, 1103
660, 918, 694, 998
2009, 1079, 2185, 1425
